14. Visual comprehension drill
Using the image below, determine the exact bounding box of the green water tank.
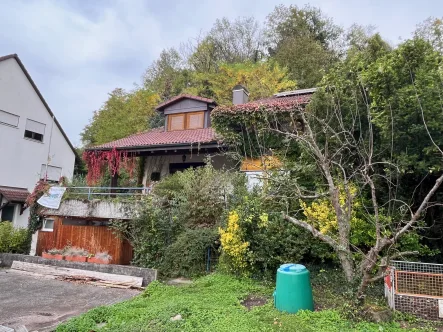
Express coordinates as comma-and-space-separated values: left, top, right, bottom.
273, 263, 314, 313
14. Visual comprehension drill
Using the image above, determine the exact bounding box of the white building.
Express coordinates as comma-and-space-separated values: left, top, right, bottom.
0, 54, 76, 228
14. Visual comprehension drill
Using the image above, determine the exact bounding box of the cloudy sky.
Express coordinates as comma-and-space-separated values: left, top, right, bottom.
0, 0, 441, 146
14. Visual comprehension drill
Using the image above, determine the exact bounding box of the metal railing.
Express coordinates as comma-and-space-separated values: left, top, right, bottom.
65, 186, 153, 199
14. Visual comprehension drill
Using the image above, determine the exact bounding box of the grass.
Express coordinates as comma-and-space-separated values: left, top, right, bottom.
56, 268, 441, 332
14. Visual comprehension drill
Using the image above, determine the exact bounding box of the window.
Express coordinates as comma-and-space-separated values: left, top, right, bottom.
0, 110, 19, 127
186, 112, 204, 129
168, 114, 185, 131
0, 205, 15, 222
150, 172, 161, 181
167, 112, 205, 131
40, 164, 62, 182
24, 119, 45, 142
169, 162, 205, 174
42, 218, 54, 231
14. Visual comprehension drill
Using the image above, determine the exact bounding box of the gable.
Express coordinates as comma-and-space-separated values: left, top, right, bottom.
164, 98, 208, 114
0, 54, 77, 157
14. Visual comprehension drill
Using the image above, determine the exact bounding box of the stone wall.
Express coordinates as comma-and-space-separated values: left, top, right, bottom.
0, 253, 157, 286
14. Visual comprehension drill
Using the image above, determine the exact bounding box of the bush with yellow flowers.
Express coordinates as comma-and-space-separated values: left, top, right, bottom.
219, 194, 332, 279
219, 211, 251, 275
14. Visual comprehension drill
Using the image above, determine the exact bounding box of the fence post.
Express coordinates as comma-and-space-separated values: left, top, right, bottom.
88, 187, 91, 200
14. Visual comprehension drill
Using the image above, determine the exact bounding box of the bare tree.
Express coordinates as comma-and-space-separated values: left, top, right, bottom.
258, 84, 443, 297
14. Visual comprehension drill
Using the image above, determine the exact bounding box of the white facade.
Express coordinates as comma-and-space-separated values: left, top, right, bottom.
0, 56, 76, 228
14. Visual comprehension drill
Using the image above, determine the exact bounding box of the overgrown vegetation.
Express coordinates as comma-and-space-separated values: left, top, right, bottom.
211, 36, 443, 296
57, 271, 439, 332
110, 164, 244, 278
0, 222, 30, 254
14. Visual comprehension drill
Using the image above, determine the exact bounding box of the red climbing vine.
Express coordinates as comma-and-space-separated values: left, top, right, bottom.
82, 147, 137, 185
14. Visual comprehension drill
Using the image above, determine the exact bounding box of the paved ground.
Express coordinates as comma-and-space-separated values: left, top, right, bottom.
0, 269, 140, 331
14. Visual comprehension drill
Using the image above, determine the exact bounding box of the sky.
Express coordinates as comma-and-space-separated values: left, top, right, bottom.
0, 0, 442, 146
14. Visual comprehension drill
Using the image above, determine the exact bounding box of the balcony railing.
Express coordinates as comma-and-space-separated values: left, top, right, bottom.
65, 186, 153, 200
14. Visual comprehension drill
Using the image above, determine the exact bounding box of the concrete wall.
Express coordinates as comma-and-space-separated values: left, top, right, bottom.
0, 58, 75, 228
40, 199, 136, 220
141, 153, 235, 185
0, 253, 157, 286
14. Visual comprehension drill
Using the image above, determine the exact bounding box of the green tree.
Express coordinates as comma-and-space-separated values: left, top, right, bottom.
81, 88, 159, 146
184, 17, 265, 73
415, 17, 443, 53
143, 48, 191, 101
185, 61, 296, 105
265, 4, 343, 88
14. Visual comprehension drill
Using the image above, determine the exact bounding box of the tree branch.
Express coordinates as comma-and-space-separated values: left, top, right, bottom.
283, 214, 340, 250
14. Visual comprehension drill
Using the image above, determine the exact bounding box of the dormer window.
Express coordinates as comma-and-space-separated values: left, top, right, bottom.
168, 114, 185, 131
167, 111, 205, 131
155, 94, 217, 132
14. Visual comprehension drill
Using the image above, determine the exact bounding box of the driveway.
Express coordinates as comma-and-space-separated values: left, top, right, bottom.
0, 269, 140, 331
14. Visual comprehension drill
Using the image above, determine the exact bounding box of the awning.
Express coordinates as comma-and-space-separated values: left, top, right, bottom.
0, 186, 30, 203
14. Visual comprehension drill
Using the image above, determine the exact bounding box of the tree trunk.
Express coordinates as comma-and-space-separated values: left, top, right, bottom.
337, 250, 354, 282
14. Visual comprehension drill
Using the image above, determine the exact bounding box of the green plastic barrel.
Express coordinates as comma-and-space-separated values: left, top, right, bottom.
273, 263, 314, 313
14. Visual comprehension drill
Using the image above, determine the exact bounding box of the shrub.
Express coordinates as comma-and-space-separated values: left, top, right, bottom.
111, 164, 246, 277
161, 228, 219, 278
0, 222, 31, 254
219, 194, 332, 278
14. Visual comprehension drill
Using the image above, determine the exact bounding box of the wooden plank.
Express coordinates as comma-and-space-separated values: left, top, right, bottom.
36, 216, 133, 264
11, 261, 143, 287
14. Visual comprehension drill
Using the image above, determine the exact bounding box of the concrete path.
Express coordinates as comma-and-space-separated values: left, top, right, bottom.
0, 269, 139, 331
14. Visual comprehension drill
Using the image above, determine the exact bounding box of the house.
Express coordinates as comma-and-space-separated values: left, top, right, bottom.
0, 54, 76, 229
85, 86, 315, 186
35, 86, 315, 264
87, 93, 232, 185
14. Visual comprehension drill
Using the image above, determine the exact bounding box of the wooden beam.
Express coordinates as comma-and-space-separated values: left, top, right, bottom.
11, 261, 143, 287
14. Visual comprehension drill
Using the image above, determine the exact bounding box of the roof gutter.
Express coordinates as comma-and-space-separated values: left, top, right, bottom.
86, 141, 226, 153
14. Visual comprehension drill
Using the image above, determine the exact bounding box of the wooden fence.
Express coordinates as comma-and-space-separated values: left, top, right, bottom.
36, 217, 133, 265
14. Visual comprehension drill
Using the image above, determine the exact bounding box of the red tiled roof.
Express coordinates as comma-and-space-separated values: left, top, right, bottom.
155, 94, 216, 111
0, 186, 30, 203
253, 93, 312, 105
212, 93, 313, 115
93, 127, 217, 149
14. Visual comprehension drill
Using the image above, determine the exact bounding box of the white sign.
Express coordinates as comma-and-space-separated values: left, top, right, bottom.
37, 187, 66, 210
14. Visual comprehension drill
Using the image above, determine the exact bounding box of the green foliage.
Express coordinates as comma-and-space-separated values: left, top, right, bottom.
57, 272, 416, 332
363, 38, 443, 173
111, 164, 246, 277
185, 61, 296, 105
0, 222, 30, 254
81, 88, 159, 146
219, 193, 332, 278
265, 4, 343, 88
161, 228, 219, 278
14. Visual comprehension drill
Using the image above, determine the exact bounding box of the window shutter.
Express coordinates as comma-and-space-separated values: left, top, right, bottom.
40, 164, 62, 181
26, 119, 46, 135
187, 112, 204, 129
0, 110, 19, 127
169, 114, 185, 131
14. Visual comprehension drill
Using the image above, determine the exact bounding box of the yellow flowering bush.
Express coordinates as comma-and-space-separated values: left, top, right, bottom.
300, 185, 375, 246
219, 211, 251, 273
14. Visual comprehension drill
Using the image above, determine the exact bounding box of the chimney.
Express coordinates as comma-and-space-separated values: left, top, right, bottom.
232, 85, 249, 105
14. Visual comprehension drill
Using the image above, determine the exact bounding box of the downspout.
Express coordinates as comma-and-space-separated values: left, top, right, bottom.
44, 115, 55, 180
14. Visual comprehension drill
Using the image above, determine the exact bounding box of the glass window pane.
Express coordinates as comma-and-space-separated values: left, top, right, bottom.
1, 205, 15, 222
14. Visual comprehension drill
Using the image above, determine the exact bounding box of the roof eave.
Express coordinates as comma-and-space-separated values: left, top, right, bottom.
86, 141, 224, 152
